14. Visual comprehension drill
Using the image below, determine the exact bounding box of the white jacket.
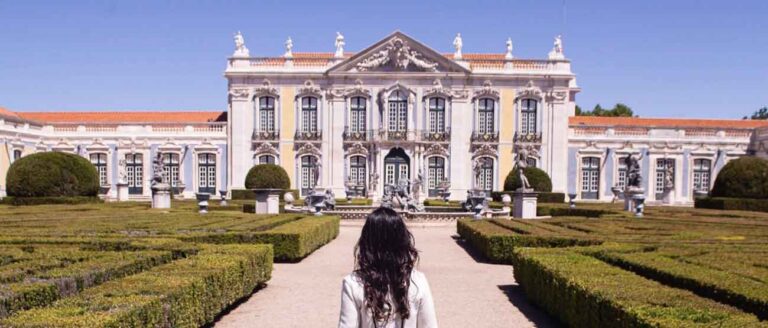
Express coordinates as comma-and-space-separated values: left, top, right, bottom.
338, 270, 438, 328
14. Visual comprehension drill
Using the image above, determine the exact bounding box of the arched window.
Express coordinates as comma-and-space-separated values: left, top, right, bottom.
520, 99, 538, 134
300, 155, 319, 195
89, 153, 108, 186
428, 98, 446, 133
162, 153, 180, 192
259, 97, 276, 132
581, 157, 600, 199
350, 97, 367, 133
477, 98, 495, 134
258, 155, 276, 165
12, 149, 22, 162
125, 153, 143, 195
349, 156, 366, 190
301, 97, 318, 133
388, 91, 407, 132
693, 159, 711, 192
427, 157, 446, 197
477, 157, 494, 192
198, 153, 216, 194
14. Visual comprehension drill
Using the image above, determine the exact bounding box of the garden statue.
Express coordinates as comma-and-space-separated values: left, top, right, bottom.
117, 159, 127, 184
312, 160, 321, 190
514, 148, 532, 191
150, 152, 171, 209
664, 164, 675, 190
437, 179, 451, 202
625, 152, 645, 190
334, 32, 345, 58
324, 189, 336, 210
381, 185, 394, 208
412, 170, 424, 202
369, 172, 379, 193
233, 31, 250, 57
453, 33, 463, 60
472, 159, 483, 190
152, 152, 164, 185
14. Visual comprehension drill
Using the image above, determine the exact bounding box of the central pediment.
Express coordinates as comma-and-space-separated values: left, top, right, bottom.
328, 31, 470, 75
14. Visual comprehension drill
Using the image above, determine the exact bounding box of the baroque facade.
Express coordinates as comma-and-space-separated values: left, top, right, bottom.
1, 31, 767, 204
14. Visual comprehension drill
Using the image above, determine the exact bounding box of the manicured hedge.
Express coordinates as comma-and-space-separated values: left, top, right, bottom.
711, 157, 768, 199
512, 247, 763, 327
181, 216, 339, 262
538, 206, 609, 218
694, 197, 768, 213
0, 196, 102, 206
588, 248, 768, 320
6, 152, 100, 198
503, 167, 552, 192
244, 164, 290, 190
491, 191, 565, 203
456, 219, 601, 264
231, 189, 298, 201
2, 244, 273, 328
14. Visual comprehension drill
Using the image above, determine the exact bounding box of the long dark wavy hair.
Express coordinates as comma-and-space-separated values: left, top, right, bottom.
354, 207, 419, 324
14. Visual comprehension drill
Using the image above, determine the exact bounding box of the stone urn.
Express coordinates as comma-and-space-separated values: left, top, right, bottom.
501, 194, 512, 213
568, 193, 577, 209
219, 190, 228, 206
195, 192, 211, 214
252, 188, 282, 214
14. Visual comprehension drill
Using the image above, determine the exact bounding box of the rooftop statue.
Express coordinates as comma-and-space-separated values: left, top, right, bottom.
505, 38, 514, 59
548, 35, 565, 60
335, 32, 345, 58
453, 33, 463, 60
233, 31, 250, 57
284, 37, 293, 58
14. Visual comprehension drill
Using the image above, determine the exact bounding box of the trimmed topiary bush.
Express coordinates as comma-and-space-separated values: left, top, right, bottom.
244, 164, 290, 190
504, 167, 553, 192
711, 157, 768, 199
6, 152, 99, 198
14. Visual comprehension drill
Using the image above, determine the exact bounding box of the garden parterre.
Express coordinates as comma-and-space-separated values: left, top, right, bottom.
0, 201, 339, 327
458, 204, 768, 327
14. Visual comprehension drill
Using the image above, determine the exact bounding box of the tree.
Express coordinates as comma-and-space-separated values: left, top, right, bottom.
576, 103, 634, 117
744, 107, 768, 120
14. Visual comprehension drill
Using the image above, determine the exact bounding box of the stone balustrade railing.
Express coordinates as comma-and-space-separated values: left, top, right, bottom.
571, 126, 755, 140
45, 123, 227, 136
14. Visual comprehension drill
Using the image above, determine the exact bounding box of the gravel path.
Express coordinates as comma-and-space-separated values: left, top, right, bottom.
213, 221, 557, 328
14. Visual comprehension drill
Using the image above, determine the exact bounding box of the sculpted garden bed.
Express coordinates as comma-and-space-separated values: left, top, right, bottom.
458, 205, 768, 327
0, 201, 339, 327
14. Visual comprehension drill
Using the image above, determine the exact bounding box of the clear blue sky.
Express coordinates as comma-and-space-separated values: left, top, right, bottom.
1, 0, 766, 119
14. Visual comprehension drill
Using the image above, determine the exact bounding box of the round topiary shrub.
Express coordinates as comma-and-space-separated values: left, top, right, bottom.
244, 164, 290, 190
6, 152, 100, 198
504, 167, 553, 192
711, 157, 768, 199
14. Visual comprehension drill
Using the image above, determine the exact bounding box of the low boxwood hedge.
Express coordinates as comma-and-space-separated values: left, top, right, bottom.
503, 167, 553, 192
6, 152, 99, 198
694, 197, 768, 213
181, 216, 339, 262
0, 196, 102, 206
231, 189, 298, 201
491, 191, 565, 203
538, 206, 609, 218
512, 247, 763, 327
1, 244, 273, 328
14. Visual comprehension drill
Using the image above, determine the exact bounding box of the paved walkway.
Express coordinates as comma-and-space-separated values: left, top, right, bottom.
213, 222, 557, 328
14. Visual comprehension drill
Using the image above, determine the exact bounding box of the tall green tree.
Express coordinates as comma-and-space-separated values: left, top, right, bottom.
744, 107, 768, 120
576, 103, 634, 117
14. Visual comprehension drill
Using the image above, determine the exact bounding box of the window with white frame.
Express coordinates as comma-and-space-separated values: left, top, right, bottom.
388, 91, 407, 132
349, 156, 366, 189
12, 150, 22, 162
526, 157, 537, 168
258, 155, 276, 165
655, 158, 675, 200
162, 153, 180, 190
89, 153, 108, 186
520, 99, 538, 134
477, 98, 495, 134
125, 153, 143, 195
300, 155, 318, 195
617, 156, 628, 189
259, 96, 276, 132
350, 97, 366, 133
581, 157, 600, 199
301, 97, 318, 133
477, 157, 494, 192
428, 98, 446, 133
198, 153, 216, 194
427, 157, 446, 197
693, 159, 712, 192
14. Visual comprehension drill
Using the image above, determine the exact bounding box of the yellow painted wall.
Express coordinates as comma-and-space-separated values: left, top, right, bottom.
0, 142, 9, 188
498, 88, 516, 186
280, 87, 295, 184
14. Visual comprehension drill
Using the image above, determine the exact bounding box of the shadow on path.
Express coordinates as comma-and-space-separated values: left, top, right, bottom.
498, 284, 562, 328
451, 235, 491, 263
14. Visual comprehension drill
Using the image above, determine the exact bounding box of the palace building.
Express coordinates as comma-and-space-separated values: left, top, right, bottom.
1, 31, 767, 204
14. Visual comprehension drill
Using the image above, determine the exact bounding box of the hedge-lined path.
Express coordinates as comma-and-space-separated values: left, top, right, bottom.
214, 222, 556, 328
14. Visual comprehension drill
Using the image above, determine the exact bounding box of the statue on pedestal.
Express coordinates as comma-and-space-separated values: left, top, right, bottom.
233, 31, 250, 57
152, 152, 164, 185
514, 148, 532, 191
505, 38, 514, 59
284, 37, 293, 58
625, 152, 645, 191
548, 35, 565, 60
453, 33, 463, 60
334, 32, 345, 58
117, 159, 127, 184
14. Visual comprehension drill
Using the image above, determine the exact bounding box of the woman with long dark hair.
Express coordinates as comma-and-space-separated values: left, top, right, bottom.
338, 207, 437, 328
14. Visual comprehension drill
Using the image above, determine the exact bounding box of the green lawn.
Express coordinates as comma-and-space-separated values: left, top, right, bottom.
458, 204, 768, 327
0, 201, 339, 327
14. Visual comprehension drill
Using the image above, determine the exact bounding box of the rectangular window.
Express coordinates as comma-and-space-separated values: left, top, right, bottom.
617, 156, 628, 189
581, 157, 600, 199
259, 97, 275, 132
428, 98, 446, 133
350, 97, 367, 133
428, 157, 446, 197
521, 99, 538, 134
90, 153, 108, 186
655, 158, 675, 200
301, 97, 318, 133
162, 153, 180, 189
693, 159, 712, 192
126, 153, 143, 195
477, 99, 495, 134
198, 153, 216, 194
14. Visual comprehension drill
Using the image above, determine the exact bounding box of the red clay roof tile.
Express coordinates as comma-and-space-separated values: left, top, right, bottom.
570, 116, 768, 129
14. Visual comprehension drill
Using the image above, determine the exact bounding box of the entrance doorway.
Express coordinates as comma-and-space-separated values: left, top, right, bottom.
384, 148, 410, 187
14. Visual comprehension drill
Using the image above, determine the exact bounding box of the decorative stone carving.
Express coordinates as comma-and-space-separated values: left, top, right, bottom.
518, 80, 543, 99
548, 35, 565, 60
253, 79, 278, 98
254, 143, 279, 157
473, 80, 500, 100
547, 90, 568, 103
625, 151, 645, 190
296, 143, 322, 157
514, 147, 533, 191
453, 33, 463, 60
284, 37, 293, 58
335, 32, 345, 58
152, 152, 164, 185
505, 38, 514, 60
229, 88, 250, 100
471, 143, 497, 158
356, 37, 438, 72
423, 143, 449, 157
345, 143, 369, 156
298, 80, 321, 97
330, 79, 371, 99
233, 31, 250, 57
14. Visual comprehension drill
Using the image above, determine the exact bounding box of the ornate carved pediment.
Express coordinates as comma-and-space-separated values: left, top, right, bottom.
253, 142, 279, 156
473, 80, 500, 100
86, 138, 110, 152
229, 87, 250, 100
471, 143, 498, 159
327, 31, 470, 74
329, 79, 371, 99
35, 140, 48, 152
517, 80, 543, 100
296, 143, 321, 157
345, 142, 369, 156
194, 138, 219, 152
423, 143, 449, 157
51, 138, 75, 153
547, 90, 568, 103
297, 80, 322, 97
423, 79, 467, 100
690, 143, 717, 156
253, 79, 278, 98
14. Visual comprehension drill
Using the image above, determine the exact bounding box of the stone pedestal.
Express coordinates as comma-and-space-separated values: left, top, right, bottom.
513, 191, 539, 219
253, 189, 281, 214
117, 183, 129, 202
219, 190, 228, 206
196, 193, 211, 214
624, 188, 645, 212
151, 183, 172, 209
